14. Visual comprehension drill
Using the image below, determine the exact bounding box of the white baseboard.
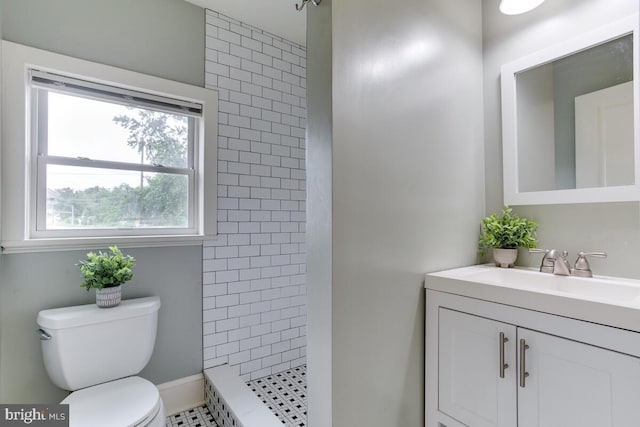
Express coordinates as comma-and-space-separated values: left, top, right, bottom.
157, 373, 205, 416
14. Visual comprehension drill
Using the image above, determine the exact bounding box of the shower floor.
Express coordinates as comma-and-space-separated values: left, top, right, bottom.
168, 364, 307, 427
166, 404, 217, 427
246, 365, 308, 427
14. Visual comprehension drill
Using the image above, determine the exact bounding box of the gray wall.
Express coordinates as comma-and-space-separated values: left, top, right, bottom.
482, 0, 640, 277
2, 0, 204, 86
307, 0, 485, 424
0, 0, 3, 406
0, 247, 203, 403
0, 0, 205, 403
306, 0, 332, 424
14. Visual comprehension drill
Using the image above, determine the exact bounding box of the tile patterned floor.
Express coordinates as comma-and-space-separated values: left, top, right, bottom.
166, 405, 218, 427
167, 364, 307, 427
247, 365, 307, 427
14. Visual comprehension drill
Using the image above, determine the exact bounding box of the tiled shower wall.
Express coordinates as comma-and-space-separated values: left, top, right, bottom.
202, 10, 307, 381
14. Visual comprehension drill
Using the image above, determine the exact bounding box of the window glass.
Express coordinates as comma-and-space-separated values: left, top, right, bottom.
46, 92, 191, 168
45, 165, 189, 229
33, 72, 198, 235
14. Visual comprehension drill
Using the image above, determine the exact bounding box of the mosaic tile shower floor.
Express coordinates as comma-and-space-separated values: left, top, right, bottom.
166, 405, 217, 427
246, 365, 307, 427
166, 365, 307, 427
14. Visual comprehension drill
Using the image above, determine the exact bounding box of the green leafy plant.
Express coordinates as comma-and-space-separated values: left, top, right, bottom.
79, 246, 136, 290
479, 206, 538, 252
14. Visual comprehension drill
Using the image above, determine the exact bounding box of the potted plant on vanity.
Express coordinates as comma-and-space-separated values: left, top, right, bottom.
79, 246, 136, 308
479, 206, 538, 268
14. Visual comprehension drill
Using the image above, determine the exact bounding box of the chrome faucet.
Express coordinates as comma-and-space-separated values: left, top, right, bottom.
530, 249, 608, 277
529, 248, 571, 275
572, 251, 607, 277
551, 250, 571, 276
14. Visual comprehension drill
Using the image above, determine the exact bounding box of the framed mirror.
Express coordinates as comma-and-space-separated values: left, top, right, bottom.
501, 15, 639, 205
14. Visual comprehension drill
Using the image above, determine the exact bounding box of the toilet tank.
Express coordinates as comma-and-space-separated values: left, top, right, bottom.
37, 296, 161, 391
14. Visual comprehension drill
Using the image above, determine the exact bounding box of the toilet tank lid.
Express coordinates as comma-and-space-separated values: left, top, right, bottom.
37, 296, 161, 330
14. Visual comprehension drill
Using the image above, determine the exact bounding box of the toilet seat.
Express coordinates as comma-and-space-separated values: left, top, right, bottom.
62, 376, 162, 427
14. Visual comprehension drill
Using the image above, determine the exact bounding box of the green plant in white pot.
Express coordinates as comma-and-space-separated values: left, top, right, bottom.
79, 246, 136, 308
479, 206, 538, 268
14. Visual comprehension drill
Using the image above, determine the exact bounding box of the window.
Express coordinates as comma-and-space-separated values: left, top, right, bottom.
1, 42, 217, 252
32, 71, 198, 235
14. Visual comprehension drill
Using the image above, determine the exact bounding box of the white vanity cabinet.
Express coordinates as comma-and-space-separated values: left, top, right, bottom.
438, 308, 517, 427
426, 272, 640, 427
517, 328, 640, 427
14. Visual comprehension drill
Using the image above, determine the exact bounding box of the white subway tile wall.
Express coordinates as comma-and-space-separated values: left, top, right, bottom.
203, 10, 307, 381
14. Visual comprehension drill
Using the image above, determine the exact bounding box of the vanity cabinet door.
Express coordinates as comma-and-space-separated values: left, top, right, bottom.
517, 328, 640, 427
438, 308, 517, 427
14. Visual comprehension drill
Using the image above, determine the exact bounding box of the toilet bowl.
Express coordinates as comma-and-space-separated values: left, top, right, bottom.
61, 377, 164, 427
37, 296, 164, 427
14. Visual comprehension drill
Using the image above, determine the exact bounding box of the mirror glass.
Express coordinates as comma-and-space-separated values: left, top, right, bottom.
516, 34, 633, 192
501, 16, 640, 205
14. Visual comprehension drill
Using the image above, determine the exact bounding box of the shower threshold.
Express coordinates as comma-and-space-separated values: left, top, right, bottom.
204, 364, 307, 427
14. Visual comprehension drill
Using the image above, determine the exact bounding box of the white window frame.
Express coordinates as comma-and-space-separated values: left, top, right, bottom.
1, 41, 218, 253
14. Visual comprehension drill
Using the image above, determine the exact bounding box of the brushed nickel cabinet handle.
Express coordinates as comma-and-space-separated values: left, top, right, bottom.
499, 332, 509, 378
519, 338, 530, 388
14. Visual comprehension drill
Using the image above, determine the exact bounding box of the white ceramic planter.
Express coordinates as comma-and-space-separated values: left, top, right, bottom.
96, 285, 122, 308
493, 248, 518, 268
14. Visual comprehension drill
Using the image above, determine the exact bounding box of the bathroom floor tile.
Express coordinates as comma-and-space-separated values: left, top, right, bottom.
166, 404, 218, 427
247, 364, 307, 427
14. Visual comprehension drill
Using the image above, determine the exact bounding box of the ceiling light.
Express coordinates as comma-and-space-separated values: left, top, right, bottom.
499, 0, 545, 15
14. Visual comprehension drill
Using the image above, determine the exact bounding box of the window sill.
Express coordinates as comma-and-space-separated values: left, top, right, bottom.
0, 234, 217, 254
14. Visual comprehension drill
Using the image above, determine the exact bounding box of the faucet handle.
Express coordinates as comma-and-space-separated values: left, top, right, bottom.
528, 248, 549, 254
529, 248, 553, 273
578, 251, 607, 258
572, 251, 607, 278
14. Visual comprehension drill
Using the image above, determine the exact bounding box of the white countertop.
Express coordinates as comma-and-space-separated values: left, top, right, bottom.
425, 264, 640, 333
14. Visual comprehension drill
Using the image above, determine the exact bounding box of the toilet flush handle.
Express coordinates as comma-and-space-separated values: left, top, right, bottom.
37, 328, 52, 340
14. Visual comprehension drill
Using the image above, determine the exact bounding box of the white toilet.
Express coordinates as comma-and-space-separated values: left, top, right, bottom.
37, 296, 165, 427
